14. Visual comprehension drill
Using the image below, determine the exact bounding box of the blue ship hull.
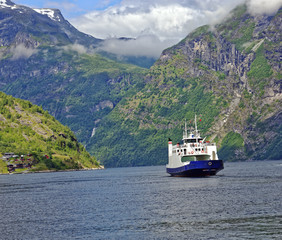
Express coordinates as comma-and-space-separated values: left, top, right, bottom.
167, 160, 224, 177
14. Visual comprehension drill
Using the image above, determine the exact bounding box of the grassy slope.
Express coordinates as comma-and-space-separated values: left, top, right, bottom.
0, 91, 100, 173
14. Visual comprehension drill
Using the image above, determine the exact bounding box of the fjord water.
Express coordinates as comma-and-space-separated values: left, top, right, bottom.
0, 161, 281, 240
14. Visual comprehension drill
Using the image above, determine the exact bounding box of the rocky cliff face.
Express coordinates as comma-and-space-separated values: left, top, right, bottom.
159, 7, 281, 95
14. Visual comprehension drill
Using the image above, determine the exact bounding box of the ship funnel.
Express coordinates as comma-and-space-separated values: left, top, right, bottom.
168, 138, 173, 157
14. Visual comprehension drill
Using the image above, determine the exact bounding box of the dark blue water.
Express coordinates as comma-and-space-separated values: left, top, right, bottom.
1, 161, 282, 240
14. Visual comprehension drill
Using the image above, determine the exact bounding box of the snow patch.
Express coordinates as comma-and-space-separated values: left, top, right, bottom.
0, 0, 17, 9
33, 8, 61, 22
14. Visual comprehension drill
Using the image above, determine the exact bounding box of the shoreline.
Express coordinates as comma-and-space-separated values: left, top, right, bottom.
1, 166, 105, 175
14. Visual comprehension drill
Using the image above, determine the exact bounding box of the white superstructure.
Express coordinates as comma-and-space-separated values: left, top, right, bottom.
167, 115, 219, 169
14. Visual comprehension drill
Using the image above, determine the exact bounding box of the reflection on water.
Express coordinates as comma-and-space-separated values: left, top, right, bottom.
0, 161, 282, 239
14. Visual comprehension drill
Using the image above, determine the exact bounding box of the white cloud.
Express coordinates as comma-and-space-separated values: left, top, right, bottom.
70, 0, 281, 58
98, 35, 174, 58
10, 44, 38, 60
62, 43, 87, 54
71, 2, 204, 41
247, 0, 282, 15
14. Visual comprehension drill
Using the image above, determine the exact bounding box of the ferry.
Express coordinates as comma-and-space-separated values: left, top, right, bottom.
166, 116, 224, 177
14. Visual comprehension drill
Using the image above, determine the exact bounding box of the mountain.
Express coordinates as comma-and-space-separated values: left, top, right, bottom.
0, 91, 100, 174
0, 0, 152, 68
0, 0, 101, 47
88, 5, 282, 167
0, 0, 147, 147
0, 2, 281, 168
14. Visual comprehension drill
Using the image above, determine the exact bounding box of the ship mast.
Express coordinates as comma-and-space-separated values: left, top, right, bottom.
194, 114, 199, 137
183, 119, 188, 139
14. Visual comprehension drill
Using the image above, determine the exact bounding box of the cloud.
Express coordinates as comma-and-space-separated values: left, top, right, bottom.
62, 43, 88, 54
10, 44, 38, 60
72, 3, 200, 41
98, 35, 174, 58
71, 0, 245, 39
70, 0, 245, 58
70, 0, 280, 58
247, 0, 282, 15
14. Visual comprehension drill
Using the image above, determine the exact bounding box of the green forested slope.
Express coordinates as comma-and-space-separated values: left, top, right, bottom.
0, 47, 146, 145
0, 91, 100, 173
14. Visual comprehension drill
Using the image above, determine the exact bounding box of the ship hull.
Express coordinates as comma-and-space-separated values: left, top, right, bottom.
166, 160, 224, 177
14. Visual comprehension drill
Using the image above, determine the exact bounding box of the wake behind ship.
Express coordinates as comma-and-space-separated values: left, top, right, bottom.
166, 116, 224, 177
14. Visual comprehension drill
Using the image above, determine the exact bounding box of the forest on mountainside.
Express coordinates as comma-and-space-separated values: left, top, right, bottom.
0, 91, 100, 173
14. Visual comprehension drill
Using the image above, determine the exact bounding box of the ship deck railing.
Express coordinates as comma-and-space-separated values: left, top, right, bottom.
173, 142, 216, 149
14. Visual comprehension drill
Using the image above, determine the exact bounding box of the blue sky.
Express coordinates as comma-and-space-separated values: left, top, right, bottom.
14, 0, 123, 18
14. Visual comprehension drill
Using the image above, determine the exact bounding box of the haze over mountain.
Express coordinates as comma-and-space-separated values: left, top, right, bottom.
1, 0, 281, 167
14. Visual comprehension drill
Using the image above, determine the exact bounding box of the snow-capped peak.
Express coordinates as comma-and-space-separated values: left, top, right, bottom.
0, 1, 62, 22
33, 8, 61, 22
0, 0, 17, 9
